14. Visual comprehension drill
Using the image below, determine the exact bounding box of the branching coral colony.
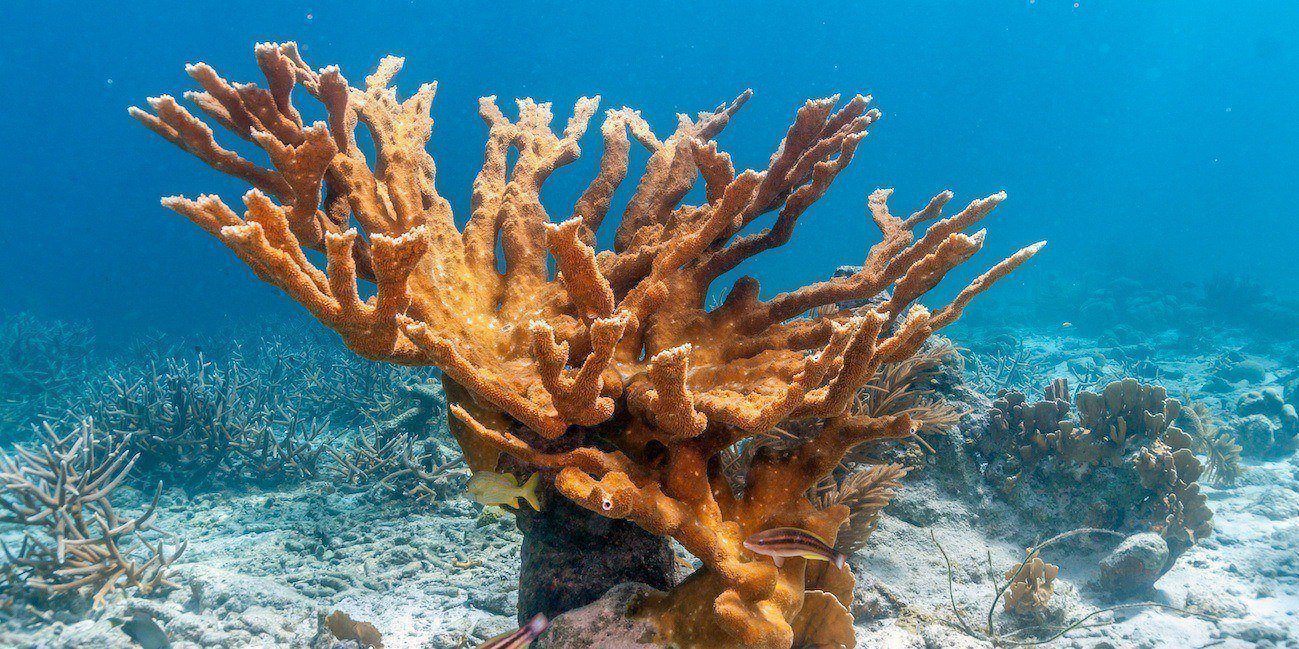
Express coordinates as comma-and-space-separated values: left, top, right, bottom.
132, 42, 1042, 648
0, 422, 184, 607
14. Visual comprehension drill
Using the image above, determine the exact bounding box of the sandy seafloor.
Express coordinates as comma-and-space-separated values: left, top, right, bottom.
2, 322, 1297, 649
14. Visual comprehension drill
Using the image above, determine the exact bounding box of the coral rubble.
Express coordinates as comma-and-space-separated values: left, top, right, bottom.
133, 42, 1041, 647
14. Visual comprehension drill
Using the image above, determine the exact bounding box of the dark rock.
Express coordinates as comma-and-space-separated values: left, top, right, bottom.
1095, 533, 1169, 595
1203, 376, 1233, 394
516, 486, 676, 624
1239, 387, 1287, 418
118, 612, 170, 649
1218, 358, 1268, 383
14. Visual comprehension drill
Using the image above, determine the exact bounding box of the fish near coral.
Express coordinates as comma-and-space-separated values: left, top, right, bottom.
744, 527, 847, 569
467, 471, 542, 511
479, 613, 549, 649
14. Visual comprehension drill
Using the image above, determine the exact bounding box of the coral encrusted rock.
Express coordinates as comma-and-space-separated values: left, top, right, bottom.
534, 583, 663, 649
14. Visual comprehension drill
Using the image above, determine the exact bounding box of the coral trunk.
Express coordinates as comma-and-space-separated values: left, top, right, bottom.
516, 488, 678, 622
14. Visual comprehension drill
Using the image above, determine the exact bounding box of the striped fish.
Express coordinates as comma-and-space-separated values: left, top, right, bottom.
743, 527, 846, 569
479, 613, 549, 649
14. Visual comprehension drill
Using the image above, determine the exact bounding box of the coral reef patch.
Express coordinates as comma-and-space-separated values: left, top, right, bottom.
972, 378, 1213, 557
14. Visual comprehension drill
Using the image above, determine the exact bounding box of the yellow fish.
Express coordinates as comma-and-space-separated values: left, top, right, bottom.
467, 471, 542, 511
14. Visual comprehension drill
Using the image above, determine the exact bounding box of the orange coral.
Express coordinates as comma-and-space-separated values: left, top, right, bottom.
133, 43, 1041, 648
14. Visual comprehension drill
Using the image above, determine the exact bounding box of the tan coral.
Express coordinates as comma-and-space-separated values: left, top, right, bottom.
1002, 551, 1059, 617
789, 590, 855, 648
1135, 421, 1214, 549
134, 43, 1041, 648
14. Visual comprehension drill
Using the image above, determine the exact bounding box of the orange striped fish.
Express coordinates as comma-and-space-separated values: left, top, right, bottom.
743, 527, 846, 569
479, 614, 549, 649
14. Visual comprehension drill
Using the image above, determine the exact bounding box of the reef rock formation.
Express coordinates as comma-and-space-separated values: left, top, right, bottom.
1095, 532, 1169, 595
133, 43, 1041, 648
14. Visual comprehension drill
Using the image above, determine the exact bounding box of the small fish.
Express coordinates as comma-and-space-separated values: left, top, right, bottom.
479, 613, 549, 649
467, 471, 542, 511
743, 527, 846, 569
116, 611, 170, 649
1061, 321, 1073, 328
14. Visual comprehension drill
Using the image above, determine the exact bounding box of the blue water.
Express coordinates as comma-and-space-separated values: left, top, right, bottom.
2, 1, 1296, 339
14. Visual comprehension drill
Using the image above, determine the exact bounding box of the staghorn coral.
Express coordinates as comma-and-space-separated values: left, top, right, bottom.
0, 313, 94, 440
133, 42, 1041, 648
328, 379, 459, 501
0, 421, 185, 607
237, 414, 333, 486
84, 353, 331, 488
369, 381, 447, 439
85, 354, 254, 484
328, 426, 463, 500
966, 333, 1047, 394
227, 332, 438, 428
